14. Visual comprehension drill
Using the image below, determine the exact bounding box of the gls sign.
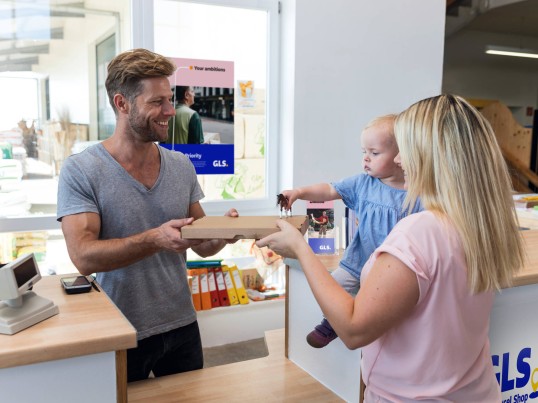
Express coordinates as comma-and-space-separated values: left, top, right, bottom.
213, 160, 228, 167
492, 347, 538, 403
307, 238, 335, 255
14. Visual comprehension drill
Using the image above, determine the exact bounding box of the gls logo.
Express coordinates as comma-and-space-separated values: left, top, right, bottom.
213, 160, 228, 167
492, 347, 538, 402
319, 245, 332, 251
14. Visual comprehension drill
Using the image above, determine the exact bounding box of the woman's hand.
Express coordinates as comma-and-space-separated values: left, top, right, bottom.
256, 219, 307, 259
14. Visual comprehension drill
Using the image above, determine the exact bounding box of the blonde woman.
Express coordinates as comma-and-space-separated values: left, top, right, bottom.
257, 94, 524, 401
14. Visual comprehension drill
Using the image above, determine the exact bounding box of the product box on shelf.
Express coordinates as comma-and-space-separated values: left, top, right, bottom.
307, 201, 336, 255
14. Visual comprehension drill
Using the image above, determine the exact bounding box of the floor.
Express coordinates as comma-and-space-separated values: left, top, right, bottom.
202, 337, 268, 368
128, 329, 343, 402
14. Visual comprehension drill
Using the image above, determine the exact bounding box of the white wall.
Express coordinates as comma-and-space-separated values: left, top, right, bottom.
280, 0, 445, 223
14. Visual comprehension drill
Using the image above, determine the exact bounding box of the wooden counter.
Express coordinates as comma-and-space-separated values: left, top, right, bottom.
310, 228, 538, 288
128, 328, 343, 402
513, 230, 538, 286
0, 275, 136, 369
0, 275, 136, 403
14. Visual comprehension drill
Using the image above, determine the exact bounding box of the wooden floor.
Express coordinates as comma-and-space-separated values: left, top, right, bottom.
128, 328, 343, 402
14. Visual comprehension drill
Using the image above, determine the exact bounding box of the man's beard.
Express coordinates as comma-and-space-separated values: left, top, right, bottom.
128, 103, 165, 143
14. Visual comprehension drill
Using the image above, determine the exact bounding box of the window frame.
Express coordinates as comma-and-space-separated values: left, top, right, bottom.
133, 0, 280, 215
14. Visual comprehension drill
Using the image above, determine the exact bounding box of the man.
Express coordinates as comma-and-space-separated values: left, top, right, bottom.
57, 48, 237, 382
311, 211, 329, 237
166, 85, 205, 144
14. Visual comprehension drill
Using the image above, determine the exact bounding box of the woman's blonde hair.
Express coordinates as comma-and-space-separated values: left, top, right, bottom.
395, 94, 524, 293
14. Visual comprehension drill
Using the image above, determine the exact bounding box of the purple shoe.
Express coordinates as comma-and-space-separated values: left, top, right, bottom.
306, 318, 338, 348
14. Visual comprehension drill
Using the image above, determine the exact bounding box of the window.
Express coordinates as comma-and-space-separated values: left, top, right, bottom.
142, 0, 280, 214
96, 34, 117, 140
0, 1, 129, 274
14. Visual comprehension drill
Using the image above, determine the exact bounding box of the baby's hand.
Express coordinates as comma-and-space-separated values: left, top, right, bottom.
225, 208, 239, 218
279, 189, 301, 210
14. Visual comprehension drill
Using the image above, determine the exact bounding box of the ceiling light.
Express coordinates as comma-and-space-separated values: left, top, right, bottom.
485, 45, 538, 59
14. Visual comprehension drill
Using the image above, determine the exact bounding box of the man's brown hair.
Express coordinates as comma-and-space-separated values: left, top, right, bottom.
105, 48, 176, 115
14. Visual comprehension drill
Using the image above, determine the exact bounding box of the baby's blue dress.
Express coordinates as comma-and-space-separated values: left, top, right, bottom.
333, 174, 423, 280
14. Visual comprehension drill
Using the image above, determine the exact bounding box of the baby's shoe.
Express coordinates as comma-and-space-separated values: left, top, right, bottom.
306, 318, 338, 348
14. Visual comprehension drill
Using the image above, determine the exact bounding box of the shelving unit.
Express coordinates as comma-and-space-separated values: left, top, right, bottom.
197, 297, 285, 348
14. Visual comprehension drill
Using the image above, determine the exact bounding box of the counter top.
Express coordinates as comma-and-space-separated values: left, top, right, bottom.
0, 274, 137, 369
513, 230, 538, 287
312, 229, 538, 289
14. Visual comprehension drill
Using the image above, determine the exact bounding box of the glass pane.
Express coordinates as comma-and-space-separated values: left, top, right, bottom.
0, 229, 76, 276
154, 1, 268, 202
0, 1, 129, 263
96, 34, 117, 140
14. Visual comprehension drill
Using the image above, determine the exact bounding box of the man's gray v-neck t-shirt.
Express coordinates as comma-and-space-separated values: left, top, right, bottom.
57, 143, 204, 340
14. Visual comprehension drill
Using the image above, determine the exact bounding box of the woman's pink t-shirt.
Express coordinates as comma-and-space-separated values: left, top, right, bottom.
360, 211, 501, 402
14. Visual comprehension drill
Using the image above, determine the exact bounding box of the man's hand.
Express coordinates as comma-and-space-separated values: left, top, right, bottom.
224, 208, 239, 244
155, 218, 202, 252
225, 208, 239, 218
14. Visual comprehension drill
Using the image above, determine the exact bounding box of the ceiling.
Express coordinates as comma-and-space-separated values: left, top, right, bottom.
467, 0, 538, 38
0, 0, 537, 74
445, 0, 538, 70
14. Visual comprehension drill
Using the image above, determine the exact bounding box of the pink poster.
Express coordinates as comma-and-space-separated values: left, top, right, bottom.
169, 57, 234, 88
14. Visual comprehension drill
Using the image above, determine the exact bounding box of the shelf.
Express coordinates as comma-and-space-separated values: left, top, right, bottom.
196, 297, 285, 348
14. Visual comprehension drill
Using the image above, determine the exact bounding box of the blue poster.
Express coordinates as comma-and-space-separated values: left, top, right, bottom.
162, 57, 235, 175
159, 143, 234, 175
308, 238, 336, 255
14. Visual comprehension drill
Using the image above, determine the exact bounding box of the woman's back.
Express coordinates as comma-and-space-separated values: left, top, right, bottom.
361, 211, 500, 402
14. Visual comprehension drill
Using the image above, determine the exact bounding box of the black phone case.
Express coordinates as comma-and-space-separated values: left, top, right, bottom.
61, 278, 92, 294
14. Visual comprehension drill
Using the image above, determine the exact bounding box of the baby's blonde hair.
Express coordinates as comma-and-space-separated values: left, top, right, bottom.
362, 114, 397, 147
363, 114, 397, 132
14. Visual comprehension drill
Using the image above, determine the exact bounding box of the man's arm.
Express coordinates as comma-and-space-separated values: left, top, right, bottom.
188, 112, 205, 144
61, 212, 200, 275
310, 213, 321, 224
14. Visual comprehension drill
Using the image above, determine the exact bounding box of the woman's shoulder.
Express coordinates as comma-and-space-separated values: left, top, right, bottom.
394, 211, 457, 245
397, 210, 439, 230
385, 211, 458, 262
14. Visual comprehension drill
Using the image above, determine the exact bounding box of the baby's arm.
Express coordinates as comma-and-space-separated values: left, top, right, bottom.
281, 183, 341, 210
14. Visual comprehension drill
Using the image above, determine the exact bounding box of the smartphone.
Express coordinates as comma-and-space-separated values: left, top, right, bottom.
60, 275, 92, 294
